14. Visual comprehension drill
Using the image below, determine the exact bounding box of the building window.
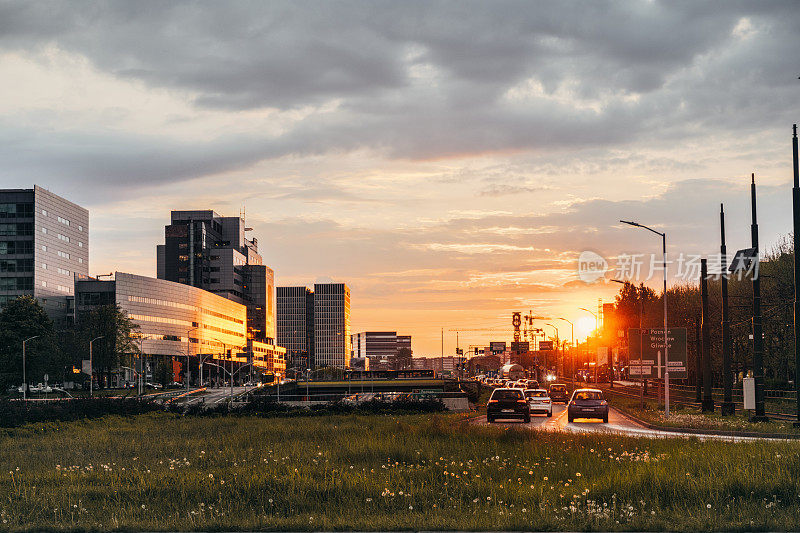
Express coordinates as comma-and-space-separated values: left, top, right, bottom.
42, 281, 47, 287
41, 227, 47, 234
42, 263, 46, 269
42, 209, 47, 216
78, 258, 83, 264
57, 216, 70, 226
78, 242, 83, 248
57, 267, 70, 275
57, 250, 70, 259
58, 234, 70, 243
78, 225, 83, 231
178, 255, 189, 262
42, 245, 47, 252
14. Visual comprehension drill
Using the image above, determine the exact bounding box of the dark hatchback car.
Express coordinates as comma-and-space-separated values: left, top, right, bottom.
549, 383, 569, 403
487, 388, 530, 423
567, 388, 609, 423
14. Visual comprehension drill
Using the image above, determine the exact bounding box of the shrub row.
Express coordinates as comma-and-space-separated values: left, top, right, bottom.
0, 395, 446, 427
0, 398, 161, 428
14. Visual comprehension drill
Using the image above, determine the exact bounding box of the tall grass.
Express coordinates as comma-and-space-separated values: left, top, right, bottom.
1, 413, 799, 531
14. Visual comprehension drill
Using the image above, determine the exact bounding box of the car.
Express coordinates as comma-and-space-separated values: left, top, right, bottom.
486, 388, 530, 423
524, 388, 552, 417
567, 388, 609, 423
527, 379, 540, 390
548, 383, 569, 403
512, 380, 527, 389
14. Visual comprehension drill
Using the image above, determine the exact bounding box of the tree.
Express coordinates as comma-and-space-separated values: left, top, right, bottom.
0, 296, 60, 391
393, 347, 413, 370
77, 305, 140, 388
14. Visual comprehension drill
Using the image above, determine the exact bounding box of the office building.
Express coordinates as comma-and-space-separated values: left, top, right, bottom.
351, 331, 413, 368
277, 282, 352, 369
0, 186, 88, 320
313, 282, 351, 369
75, 272, 285, 383
277, 286, 314, 369
157, 210, 276, 343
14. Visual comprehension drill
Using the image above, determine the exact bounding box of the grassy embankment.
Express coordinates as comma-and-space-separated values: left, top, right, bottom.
2, 412, 800, 531
602, 386, 800, 435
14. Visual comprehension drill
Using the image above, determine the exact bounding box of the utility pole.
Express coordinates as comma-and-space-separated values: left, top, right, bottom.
22, 336, 40, 401
720, 204, 735, 415
694, 319, 702, 403
701, 258, 714, 412
440, 327, 443, 378
793, 124, 800, 427
89, 336, 104, 398
750, 173, 768, 421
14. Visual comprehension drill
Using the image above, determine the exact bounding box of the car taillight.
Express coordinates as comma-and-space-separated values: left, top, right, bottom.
543, 399, 550, 403
517, 399, 527, 404
488, 399, 498, 403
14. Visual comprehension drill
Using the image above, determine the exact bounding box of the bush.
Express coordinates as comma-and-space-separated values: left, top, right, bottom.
0, 398, 160, 428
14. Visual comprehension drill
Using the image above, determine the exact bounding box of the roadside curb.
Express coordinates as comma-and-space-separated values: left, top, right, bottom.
611, 402, 800, 440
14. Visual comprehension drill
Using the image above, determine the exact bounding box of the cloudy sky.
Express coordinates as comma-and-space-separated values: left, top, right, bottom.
2, 1, 799, 354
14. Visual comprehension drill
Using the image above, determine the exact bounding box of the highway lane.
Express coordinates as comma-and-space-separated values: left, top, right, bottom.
473, 402, 795, 442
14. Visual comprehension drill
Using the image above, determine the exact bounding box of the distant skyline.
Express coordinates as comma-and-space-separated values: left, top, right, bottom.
2, 1, 800, 355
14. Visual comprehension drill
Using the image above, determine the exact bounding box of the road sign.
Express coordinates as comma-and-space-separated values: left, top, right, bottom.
490, 341, 506, 353
596, 347, 609, 365
628, 328, 688, 379
539, 341, 554, 350
511, 341, 529, 353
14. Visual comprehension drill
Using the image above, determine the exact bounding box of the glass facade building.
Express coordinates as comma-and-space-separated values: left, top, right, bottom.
276, 286, 314, 369
0, 186, 88, 321
157, 210, 276, 343
76, 272, 285, 381
313, 282, 351, 369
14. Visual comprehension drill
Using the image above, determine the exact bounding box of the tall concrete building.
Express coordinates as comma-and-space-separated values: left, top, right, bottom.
313, 282, 351, 369
276, 286, 314, 369
0, 186, 88, 321
157, 210, 275, 343
277, 282, 352, 370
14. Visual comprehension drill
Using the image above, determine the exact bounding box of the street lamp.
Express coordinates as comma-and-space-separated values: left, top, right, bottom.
556, 318, 574, 388
578, 307, 599, 383
89, 336, 104, 398
186, 326, 200, 392
22, 335, 40, 401
620, 219, 670, 416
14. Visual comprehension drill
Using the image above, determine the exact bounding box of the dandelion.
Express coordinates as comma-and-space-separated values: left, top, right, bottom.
707, 504, 711, 509
543, 476, 548, 481
575, 472, 581, 477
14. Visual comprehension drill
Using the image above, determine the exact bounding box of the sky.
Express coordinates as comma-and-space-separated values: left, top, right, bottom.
1, 1, 800, 356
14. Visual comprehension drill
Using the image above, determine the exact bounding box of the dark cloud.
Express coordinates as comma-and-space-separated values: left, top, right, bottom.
1, 0, 799, 176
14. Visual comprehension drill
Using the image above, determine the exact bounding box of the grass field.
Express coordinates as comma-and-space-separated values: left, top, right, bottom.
605, 389, 800, 436
2, 413, 800, 531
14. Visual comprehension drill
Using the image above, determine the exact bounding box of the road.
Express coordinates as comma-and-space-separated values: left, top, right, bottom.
473, 403, 794, 442
181, 385, 255, 406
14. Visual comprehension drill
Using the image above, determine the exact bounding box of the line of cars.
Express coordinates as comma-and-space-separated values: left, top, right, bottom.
486, 383, 609, 424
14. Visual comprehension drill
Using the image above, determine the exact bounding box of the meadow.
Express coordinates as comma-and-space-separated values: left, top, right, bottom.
1, 412, 800, 531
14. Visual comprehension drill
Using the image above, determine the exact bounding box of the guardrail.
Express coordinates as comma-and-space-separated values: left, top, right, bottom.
244, 391, 466, 403
599, 381, 797, 421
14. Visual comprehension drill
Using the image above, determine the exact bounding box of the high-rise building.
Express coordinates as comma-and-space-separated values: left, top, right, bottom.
313, 282, 351, 369
276, 286, 314, 369
157, 210, 275, 343
0, 186, 88, 321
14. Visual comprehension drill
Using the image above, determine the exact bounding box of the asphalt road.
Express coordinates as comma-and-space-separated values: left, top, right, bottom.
473, 403, 794, 442
181, 385, 254, 406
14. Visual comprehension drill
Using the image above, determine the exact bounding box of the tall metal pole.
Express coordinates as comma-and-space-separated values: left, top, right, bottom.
701, 258, 714, 412
721, 204, 734, 415
751, 173, 768, 421
22, 336, 39, 401
662, 232, 670, 417
793, 124, 800, 427
695, 319, 702, 403
440, 327, 443, 377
